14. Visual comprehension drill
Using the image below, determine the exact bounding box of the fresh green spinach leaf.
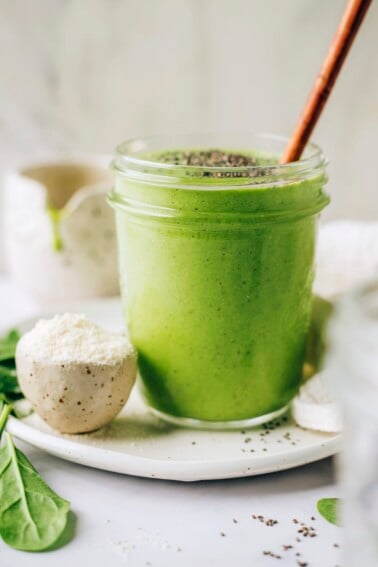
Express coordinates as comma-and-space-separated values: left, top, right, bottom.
0, 402, 12, 436
0, 394, 13, 406
317, 498, 342, 526
4, 330, 20, 344
0, 366, 17, 378
0, 329, 22, 400
0, 367, 20, 394
0, 431, 70, 551
0, 330, 20, 362
0, 333, 72, 552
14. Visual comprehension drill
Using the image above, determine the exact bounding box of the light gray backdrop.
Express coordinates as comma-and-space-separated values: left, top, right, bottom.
1, 0, 377, 268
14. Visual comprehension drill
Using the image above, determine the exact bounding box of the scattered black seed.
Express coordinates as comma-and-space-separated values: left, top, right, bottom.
297, 525, 317, 538
282, 545, 293, 551
232, 518, 238, 524
252, 514, 278, 526
220, 532, 226, 537
191, 441, 196, 445
333, 543, 340, 548
263, 550, 282, 560
244, 437, 252, 443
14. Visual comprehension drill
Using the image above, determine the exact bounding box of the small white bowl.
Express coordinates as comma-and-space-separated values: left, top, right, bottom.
3, 156, 119, 305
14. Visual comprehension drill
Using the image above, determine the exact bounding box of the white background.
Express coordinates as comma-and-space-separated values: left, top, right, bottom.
0, 0, 378, 268
0, 4, 371, 563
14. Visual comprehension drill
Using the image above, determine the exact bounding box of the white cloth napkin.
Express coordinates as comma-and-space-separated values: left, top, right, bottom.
314, 220, 378, 299
293, 220, 378, 432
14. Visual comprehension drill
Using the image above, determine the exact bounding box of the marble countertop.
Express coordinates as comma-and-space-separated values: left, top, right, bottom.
0, 278, 342, 567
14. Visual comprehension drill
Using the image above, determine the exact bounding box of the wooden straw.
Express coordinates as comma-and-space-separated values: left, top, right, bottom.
280, 0, 372, 164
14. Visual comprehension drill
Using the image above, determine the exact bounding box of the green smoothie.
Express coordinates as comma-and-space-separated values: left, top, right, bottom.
110, 136, 329, 426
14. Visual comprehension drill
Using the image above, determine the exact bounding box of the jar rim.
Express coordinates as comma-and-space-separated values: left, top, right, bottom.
113, 132, 326, 187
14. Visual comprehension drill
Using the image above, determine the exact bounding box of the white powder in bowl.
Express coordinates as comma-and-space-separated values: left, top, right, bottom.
19, 313, 133, 365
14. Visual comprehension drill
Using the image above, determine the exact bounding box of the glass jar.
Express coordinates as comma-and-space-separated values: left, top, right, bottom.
109, 133, 329, 428
328, 280, 378, 565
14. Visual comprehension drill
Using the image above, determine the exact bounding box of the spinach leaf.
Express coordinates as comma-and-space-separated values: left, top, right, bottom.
0, 402, 12, 436
4, 330, 20, 344
0, 329, 22, 401
0, 405, 70, 551
0, 393, 13, 406
0, 334, 72, 552
0, 330, 20, 362
0, 366, 17, 378
0, 367, 21, 394
317, 498, 342, 526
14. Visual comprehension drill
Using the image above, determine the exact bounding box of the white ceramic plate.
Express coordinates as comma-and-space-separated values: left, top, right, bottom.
5, 298, 341, 482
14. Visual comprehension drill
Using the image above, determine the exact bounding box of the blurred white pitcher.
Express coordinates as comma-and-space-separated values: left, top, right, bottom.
328, 280, 378, 566
3, 156, 119, 305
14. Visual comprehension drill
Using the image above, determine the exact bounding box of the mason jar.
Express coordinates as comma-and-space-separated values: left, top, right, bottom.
328, 280, 378, 566
109, 133, 329, 428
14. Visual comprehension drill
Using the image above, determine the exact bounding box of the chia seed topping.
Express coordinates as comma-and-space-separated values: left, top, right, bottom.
151, 148, 276, 179
155, 149, 258, 168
